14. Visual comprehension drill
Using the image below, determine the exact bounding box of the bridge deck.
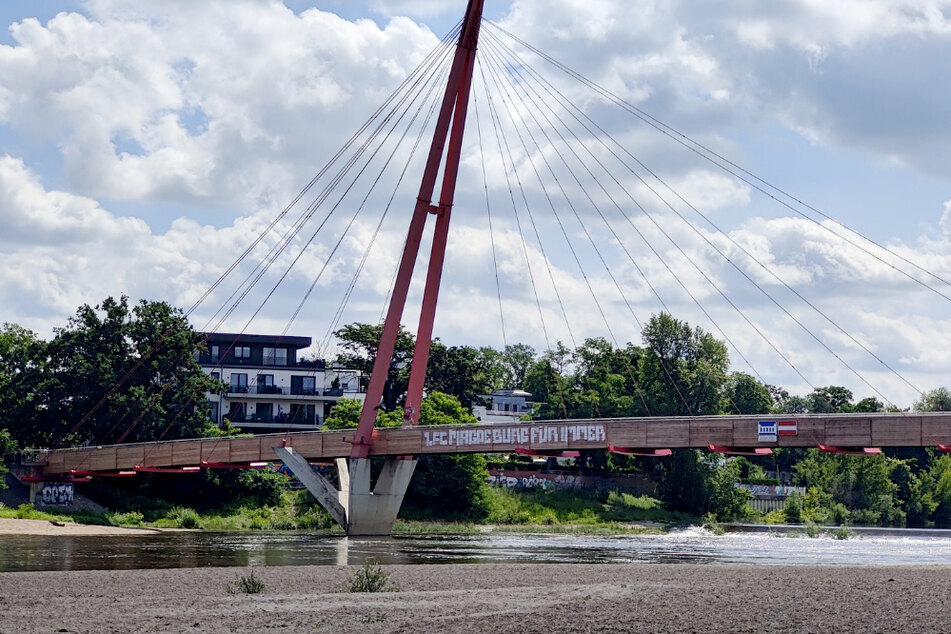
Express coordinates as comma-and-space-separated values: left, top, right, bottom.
34, 413, 951, 475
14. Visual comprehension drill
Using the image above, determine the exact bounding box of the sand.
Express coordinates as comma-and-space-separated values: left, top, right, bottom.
1, 562, 950, 633
0, 517, 163, 536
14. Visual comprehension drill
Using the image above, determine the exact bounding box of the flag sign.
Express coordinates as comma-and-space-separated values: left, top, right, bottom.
778, 420, 798, 436
758, 421, 777, 443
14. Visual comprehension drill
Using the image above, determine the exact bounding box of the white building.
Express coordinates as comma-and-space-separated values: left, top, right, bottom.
473, 389, 534, 424
199, 332, 364, 431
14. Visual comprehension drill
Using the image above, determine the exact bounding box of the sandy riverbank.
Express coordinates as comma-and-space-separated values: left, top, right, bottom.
1, 562, 949, 633
0, 517, 164, 536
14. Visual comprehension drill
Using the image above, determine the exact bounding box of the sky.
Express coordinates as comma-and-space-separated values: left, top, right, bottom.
1, 0, 951, 408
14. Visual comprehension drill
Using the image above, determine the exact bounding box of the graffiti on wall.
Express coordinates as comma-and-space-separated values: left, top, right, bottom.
424, 423, 606, 449
40, 483, 74, 506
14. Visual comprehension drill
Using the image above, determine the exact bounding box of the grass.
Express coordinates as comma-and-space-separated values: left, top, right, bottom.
481, 487, 693, 527
344, 560, 398, 593
228, 570, 265, 595
0, 503, 75, 522
6, 484, 694, 535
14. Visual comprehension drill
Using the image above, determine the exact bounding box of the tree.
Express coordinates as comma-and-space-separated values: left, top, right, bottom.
323, 398, 400, 429
853, 397, 885, 413
654, 450, 713, 514
333, 323, 415, 411
0, 324, 46, 443
4, 297, 220, 447
501, 343, 536, 387
404, 391, 488, 519
915, 388, 951, 412
638, 313, 729, 416
725, 372, 772, 415
427, 342, 483, 408
807, 386, 853, 413
794, 450, 905, 526
0, 429, 16, 489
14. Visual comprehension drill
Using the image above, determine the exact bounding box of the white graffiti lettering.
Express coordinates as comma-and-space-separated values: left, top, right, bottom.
423, 424, 606, 448
40, 483, 74, 506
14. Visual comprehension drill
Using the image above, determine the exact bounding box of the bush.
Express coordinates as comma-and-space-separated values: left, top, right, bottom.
230, 570, 265, 594
345, 559, 398, 593
168, 506, 201, 529
109, 511, 144, 526
784, 493, 803, 523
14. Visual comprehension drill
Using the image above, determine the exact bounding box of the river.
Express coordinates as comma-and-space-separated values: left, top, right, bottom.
3, 527, 951, 572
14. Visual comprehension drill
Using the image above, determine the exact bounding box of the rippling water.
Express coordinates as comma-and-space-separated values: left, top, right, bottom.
4, 527, 951, 573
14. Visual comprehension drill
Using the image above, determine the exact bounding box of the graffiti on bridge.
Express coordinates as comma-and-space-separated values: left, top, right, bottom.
424, 423, 606, 449
40, 483, 74, 506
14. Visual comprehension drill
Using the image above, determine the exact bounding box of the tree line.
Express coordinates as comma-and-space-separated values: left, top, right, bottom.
4, 296, 951, 526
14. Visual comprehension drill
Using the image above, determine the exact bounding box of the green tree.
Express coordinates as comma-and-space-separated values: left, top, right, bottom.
853, 397, 885, 413
427, 342, 483, 408
915, 388, 951, 412
501, 343, 536, 387
7, 297, 220, 447
333, 323, 415, 411
725, 372, 772, 414
0, 324, 47, 443
403, 391, 488, 519
638, 313, 729, 416
0, 429, 16, 489
323, 398, 400, 429
807, 386, 853, 413
654, 449, 713, 514
794, 450, 905, 526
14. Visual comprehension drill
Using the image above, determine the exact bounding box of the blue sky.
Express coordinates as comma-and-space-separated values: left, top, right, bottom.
1, 0, 950, 407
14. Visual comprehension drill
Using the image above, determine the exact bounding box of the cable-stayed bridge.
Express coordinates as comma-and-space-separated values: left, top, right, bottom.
21, 0, 951, 535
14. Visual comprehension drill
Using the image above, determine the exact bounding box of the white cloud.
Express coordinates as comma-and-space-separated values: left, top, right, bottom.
1, 0, 950, 408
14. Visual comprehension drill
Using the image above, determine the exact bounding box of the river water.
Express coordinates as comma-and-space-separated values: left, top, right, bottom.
4, 527, 951, 573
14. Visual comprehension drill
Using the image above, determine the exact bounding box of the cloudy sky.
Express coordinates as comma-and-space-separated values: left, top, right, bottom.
1, 0, 950, 407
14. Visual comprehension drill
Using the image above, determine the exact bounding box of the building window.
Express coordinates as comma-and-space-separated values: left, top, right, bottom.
234, 346, 251, 360
209, 401, 219, 424
291, 375, 316, 396
255, 403, 273, 423
227, 402, 246, 422
230, 373, 248, 393
211, 371, 220, 381
289, 404, 316, 425
263, 347, 288, 366
210, 345, 220, 362
256, 374, 278, 394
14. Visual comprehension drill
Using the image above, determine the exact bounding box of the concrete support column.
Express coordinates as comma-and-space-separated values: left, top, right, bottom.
274, 448, 416, 536
346, 458, 417, 536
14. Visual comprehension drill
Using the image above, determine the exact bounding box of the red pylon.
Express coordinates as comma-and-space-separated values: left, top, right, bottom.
351, 0, 485, 459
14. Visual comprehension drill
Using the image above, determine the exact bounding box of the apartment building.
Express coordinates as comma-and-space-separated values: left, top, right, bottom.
198, 332, 364, 431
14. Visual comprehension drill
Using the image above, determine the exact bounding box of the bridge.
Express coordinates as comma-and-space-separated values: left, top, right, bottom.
18, 0, 951, 536
29, 411, 951, 533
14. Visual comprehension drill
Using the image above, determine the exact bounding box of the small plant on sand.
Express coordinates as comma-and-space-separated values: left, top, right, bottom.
362, 612, 388, 623
803, 520, 822, 538
228, 570, 265, 594
702, 513, 725, 535
344, 559, 398, 593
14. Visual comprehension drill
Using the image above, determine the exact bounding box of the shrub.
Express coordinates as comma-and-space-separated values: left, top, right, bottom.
168, 506, 201, 529
702, 513, 725, 535
784, 492, 803, 524
832, 525, 853, 540
344, 559, 398, 593
803, 520, 822, 538
110, 511, 144, 526
230, 570, 265, 594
